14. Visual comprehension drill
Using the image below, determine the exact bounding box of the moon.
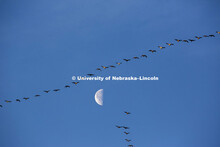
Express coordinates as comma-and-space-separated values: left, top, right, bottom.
95, 89, 104, 106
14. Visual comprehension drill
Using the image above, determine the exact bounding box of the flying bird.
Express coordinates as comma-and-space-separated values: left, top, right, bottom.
166, 43, 174, 46
175, 39, 182, 42
141, 54, 147, 58
87, 74, 94, 76
123, 126, 130, 129
16, 99, 21, 102
183, 40, 189, 43
149, 50, 156, 53
203, 35, 209, 37
128, 145, 133, 147
133, 57, 139, 59
123, 59, 131, 62
216, 31, 220, 34
124, 111, 131, 115
158, 46, 165, 49
53, 89, 60, 92
96, 68, 102, 71
0, 105, 2, 108
23, 97, 29, 100
124, 132, 130, 135
35, 95, 40, 97
125, 139, 131, 142
188, 39, 195, 42
44, 90, 50, 93
115, 125, 123, 128
209, 34, 215, 37
65, 85, 70, 88
101, 66, 108, 69
116, 62, 122, 65
5, 100, 12, 103
72, 82, 79, 85
109, 65, 116, 68
195, 36, 202, 39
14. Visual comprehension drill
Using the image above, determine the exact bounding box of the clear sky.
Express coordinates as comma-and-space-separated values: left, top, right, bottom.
0, 0, 220, 147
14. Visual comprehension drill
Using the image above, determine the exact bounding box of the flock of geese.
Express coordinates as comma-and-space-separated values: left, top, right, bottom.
0, 31, 220, 108
115, 111, 134, 147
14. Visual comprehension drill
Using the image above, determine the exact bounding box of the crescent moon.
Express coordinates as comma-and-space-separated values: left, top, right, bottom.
95, 89, 104, 106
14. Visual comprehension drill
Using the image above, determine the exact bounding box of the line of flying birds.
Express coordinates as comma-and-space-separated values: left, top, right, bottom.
0, 31, 219, 108
115, 111, 134, 147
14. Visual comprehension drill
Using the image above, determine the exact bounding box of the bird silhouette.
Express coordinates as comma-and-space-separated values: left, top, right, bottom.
16, 99, 21, 102
5, 100, 12, 103
195, 36, 202, 39
141, 54, 147, 58
149, 50, 156, 53
124, 132, 130, 135
123, 59, 131, 62
115, 125, 123, 128
44, 90, 50, 93
35, 95, 40, 97
109, 65, 116, 68
158, 46, 165, 49
209, 34, 215, 37
65, 85, 70, 88
101, 66, 109, 69
96, 68, 102, 71
133, 57, 139, 59
87, 74, 94, 76
53, 89, 60, 92
116, 62, 122, 65
183, 40, 189, 43
124, 111, 131, 115
123, 126, 129, 129
128, 145, 133, 147
125, 139, 131, 142
216, 31, 220, 34
203, 35, 209, 37
166, 43, 174, 46
175, 39, 182, 42
72, 82, 79, 85
23, 97, 29, 100
0, 105, 2, 108
188, 39, 195, 42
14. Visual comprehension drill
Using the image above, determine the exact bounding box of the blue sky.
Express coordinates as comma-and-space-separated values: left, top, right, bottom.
0, 0, 220, 147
